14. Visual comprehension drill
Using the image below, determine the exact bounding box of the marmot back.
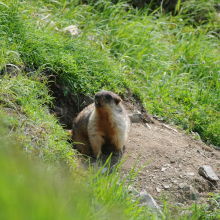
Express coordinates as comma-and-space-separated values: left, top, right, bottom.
72, 90, 130, 158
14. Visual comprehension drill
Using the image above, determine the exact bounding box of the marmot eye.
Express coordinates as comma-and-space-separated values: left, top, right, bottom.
106, 95, 111, 99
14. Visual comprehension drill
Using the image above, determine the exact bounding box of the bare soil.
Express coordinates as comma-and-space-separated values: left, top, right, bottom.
50, 84, 220, 207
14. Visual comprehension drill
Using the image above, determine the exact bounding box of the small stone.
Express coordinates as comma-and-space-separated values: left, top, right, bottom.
145, 123, 152, 129
156, 187, 161, 193
187, 172, 194, 176
128, 113, 142, 123
61, 25, 79, 36
161, 167, 166, 172
164, 163, 171, 167
162, 124, 178, 132
211, 144, 220, 150
170, 159, 175, 163
101, 167, 108, 175
139, 190, 162, 214
48, 20, 56, 28
179, 183, 190, 191
199, 165, 219, 181
163, 185, 170, 189
194, 132, 201, 140
179, 183, 184, 189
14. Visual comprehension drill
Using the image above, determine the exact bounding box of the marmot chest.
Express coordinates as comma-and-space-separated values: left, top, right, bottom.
96, 110, 117, 143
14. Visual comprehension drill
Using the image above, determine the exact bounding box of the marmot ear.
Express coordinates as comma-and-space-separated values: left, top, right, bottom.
115, 98, 122, 104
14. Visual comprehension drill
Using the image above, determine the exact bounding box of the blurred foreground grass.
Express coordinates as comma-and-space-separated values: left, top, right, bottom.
0, 119, 89, 220
0, 118, 130, 220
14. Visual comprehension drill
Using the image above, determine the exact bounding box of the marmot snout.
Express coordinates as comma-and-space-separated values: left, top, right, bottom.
72, 90, 130, 158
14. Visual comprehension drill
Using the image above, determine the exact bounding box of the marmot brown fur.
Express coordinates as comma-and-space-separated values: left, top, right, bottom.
71, 90, 130, 158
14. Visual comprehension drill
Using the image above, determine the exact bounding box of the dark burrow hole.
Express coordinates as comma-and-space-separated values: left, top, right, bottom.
1, 68, 155, 167
49, 82, 155, 129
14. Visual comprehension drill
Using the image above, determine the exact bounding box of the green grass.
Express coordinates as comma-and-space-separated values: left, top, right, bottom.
0, 110, 159, 220
1, 0, 220, 219
0, 120, 121, 220
0, 74, 161, 219
2, 109, 219, 220
1, 75, 219, 219
0, 74, 77, 168
1, 0, 220, 146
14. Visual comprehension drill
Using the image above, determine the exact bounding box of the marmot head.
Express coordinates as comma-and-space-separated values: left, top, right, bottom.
94, 90, 122, 108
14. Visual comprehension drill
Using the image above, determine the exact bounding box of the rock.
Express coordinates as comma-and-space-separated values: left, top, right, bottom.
39, 14, 58, 30
211, 144, 220, 150
163, 184, 170, 189
4, 64, 20, 77
170, 158, 175, 163
61, 25, 79, 37
101, 167, 108, 175
162, 124, 178, 132
128, 112, 142, 123
139, 190, 162, 214
145, 123, 152, 129
161, 167, 166, 172
194, 132, 201, 140
199, 165, 219, 181
44, 20, 56, 28
156, 187, 161, 193
179, 183, 190, 191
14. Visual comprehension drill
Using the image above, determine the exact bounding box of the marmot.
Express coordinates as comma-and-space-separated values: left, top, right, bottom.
71, 90, 130, 158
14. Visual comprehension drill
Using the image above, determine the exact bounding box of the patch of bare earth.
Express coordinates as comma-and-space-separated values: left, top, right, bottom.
50, 85, 220, 207
123, 122, 220, 205
121, 91, 220, 206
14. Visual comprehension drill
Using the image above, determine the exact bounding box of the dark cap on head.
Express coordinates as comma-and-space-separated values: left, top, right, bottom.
94, 90, 122, 107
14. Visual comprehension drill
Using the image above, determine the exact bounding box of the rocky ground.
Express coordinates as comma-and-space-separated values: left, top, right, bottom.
122, 120, 220, 206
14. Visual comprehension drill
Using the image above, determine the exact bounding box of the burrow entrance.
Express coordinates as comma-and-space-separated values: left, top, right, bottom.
49, 81, 156, 168
49, 82, 155, 129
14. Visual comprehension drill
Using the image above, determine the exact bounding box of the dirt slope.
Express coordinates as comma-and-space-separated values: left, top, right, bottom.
122, 121, 220, 205
51, 85, 220, 206
121, 92, 220, 206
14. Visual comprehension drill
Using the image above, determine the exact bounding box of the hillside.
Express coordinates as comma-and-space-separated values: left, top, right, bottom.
0, 0, 220, 219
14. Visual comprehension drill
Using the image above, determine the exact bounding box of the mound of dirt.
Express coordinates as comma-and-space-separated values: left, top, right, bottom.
122, 122, 220, 206
50, 83, 220, 207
